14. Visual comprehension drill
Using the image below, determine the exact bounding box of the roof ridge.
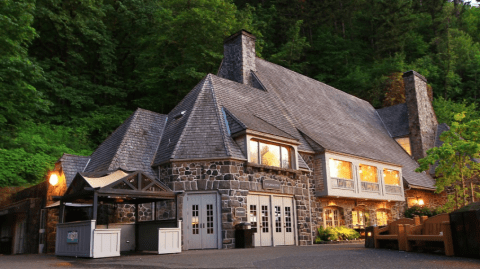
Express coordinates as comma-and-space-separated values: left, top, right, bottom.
135, 107, 168, 117
170, 76, 210, 159
209, 74, 232, 156
108, 109, 141, 171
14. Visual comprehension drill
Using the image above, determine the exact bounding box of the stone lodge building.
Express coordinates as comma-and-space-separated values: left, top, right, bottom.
2, 30, 450, 253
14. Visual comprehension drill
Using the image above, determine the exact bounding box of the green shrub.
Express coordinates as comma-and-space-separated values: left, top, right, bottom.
315, 226, 360, 243
404, 205, 442, 218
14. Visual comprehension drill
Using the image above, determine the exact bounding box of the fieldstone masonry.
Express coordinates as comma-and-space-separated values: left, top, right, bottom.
403, 70, 438, 161
158, 159, 314, 248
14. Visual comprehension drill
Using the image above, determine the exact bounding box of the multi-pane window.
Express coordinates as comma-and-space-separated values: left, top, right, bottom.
359, 164, 377, 183
285, 207, 292, 233
249, 140, 291, 169
329, 159, 352, 179
261, 205, 269, 233
352, 209, 365, 227
192, 205, 199, 235
384, 169, 400, 186
376, 210, 388, 226
324, 208, 340, 227
275, 206, 282, 232
206, 204, 214, 234
249, 205, 257, 233
395, 137, 411, 155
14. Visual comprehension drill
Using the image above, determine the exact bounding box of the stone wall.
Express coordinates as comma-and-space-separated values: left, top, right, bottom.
405, 188, 447, 208
159, 159, 314, 248
315, 197, 405, 229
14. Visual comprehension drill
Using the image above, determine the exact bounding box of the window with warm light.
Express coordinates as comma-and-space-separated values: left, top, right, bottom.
359, 164, 378, 183
384, 169, 400, 186
352, 209, 366, 227
395, 137, 411, 155
249, 140, 291, 168
329, 159, 352, 179
324, 208, 340, 227
376, 210, 388, 226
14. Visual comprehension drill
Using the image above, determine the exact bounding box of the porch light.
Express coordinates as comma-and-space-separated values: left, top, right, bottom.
367, 232, 372, 237
49, 173, 58, 186
418, 199, 424, 206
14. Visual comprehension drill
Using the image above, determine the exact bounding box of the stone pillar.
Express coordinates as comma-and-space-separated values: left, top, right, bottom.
403, 70, 438, 161
218, 30, 256, 87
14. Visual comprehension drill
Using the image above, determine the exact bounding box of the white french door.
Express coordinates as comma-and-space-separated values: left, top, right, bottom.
248, 195, 294, 247
186, 194, 218, 249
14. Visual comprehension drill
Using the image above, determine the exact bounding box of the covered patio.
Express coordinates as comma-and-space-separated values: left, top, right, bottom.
54, 170, 181, 258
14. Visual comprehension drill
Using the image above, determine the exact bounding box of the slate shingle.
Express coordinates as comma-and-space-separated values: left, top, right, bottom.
376, 103, 410, 138
58, 154, 90, 186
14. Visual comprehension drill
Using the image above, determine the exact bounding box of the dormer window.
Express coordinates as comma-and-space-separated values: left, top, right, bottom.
383, 169, 400, 186
249, 140, 291, 168
395, 137, 411, 155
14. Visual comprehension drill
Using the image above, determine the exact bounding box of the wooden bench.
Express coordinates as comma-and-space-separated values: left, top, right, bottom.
403, 213, 454, 256
374, 217, 420, 251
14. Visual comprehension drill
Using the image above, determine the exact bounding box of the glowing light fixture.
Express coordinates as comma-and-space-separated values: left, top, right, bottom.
49, 173, 58, 186
418, 199, 424, 206
367, 232, 372, 237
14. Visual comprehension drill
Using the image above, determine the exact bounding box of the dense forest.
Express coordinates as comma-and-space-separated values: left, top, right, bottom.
1, 0, 480, 186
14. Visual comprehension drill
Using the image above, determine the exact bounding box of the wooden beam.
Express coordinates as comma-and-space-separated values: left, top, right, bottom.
92, 192, 98, 221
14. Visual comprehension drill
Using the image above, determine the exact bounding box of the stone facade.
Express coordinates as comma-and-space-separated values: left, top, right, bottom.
158, 159, 314, 248
405, 188, 448, 208
403, 70, 438, 161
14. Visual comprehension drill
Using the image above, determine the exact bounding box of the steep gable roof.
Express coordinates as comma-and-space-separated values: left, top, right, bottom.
376, 103, 410, 138
85, 108, 167, 177
254, 58, 435, 189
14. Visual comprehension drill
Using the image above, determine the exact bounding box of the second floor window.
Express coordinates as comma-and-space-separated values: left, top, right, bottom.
329, 159, 352, 179
384, 169, 400, 186
359, 164, 378, 183
395, 137, 411, 155
249, 140, 291, 168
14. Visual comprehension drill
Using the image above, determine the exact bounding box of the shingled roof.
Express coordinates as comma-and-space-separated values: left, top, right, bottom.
57, 153, 90, 186
252, 58, 435, 189
376, 103, 410, 138
85, 108, 167, 178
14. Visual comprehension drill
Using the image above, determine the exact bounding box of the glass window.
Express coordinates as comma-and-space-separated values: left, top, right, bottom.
352, 209, 365, 227
329, 159, 352, 179
249, 140, 291, 169
384, 169, 400, 186
249, 140, 258, 164
324, 208, 340, 227
376, 211, 388, 226
395, 137, 411, 155
359, 164, 378, 183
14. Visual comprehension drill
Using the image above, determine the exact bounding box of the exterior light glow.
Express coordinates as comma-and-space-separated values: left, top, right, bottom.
49, 173, 58, 186
418, 199, 424, 206
367, 232, 372, 237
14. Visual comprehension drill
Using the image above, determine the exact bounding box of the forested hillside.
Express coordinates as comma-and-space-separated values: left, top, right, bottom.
1, 0, 479, 186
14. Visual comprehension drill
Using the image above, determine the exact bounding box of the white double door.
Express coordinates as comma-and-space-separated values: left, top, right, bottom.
248, 195, 295, 246
186, 193, 218, 249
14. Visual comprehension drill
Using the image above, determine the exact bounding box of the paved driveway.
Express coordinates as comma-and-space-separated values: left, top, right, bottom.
1, 243, 479, 269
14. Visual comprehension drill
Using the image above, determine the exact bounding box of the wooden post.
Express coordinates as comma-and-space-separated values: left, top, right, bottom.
442, 221, 454, 256
404, 223, 413, 252
398, 224, 406, 251
135, 202, 139, 251
92, 192, 98, 221
59, 200, 65, 224
413, 216, 420, 226
420, 216, 428, 225
373, 226, 380, 248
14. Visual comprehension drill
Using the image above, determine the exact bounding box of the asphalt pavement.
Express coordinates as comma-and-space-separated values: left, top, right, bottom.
1, 243, 479, 269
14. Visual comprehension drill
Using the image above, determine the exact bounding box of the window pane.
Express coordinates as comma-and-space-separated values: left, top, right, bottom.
359, 164, 378, 183
249, 140, 258, 164
260, 142, 280, 167
281, 146, 290, 168
384, 169, 400, 185
377, 211, 388, 226
329, 159, 352, 179
395, 137, 411, 155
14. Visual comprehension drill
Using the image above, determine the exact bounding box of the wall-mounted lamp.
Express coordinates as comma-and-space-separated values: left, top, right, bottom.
418, 198, 424, 206
49, 172, 59, 186
367, 232, 372, 237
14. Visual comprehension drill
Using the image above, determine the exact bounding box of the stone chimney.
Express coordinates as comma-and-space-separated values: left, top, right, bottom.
403, 70, 438, 161
218, 30, 256, 86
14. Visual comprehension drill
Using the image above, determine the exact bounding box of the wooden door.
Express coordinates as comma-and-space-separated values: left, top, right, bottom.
186, 194, 218, 249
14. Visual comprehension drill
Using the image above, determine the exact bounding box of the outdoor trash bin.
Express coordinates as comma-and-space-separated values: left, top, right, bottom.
364, 226, 375, 248
235, 223, 254, 248
449, 201, 480, 258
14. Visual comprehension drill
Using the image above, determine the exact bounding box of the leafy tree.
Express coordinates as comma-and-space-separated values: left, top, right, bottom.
433, 97, 479, 125
0, 0, 47, 143
416, 113, 480, 211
